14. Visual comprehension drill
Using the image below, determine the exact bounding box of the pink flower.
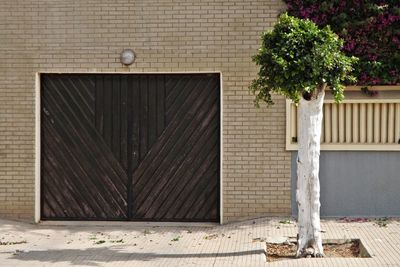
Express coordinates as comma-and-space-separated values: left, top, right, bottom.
368, 54, 378, 61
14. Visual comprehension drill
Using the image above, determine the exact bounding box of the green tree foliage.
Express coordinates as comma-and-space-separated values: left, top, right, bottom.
285, 0, 400, 85
250, 13, 358, 106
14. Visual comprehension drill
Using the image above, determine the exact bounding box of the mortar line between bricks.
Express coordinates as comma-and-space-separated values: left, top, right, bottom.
362, 223, 388, 266
369, 226, 395, 265
212, 230, 222, 266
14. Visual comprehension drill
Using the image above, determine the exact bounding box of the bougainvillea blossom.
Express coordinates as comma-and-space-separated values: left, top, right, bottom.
285, 0, 400, 86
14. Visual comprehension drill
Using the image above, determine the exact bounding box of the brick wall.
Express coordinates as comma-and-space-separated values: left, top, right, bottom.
0, 0, 291, 222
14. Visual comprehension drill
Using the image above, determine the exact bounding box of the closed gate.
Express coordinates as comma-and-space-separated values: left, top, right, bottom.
41, 73, 220, 222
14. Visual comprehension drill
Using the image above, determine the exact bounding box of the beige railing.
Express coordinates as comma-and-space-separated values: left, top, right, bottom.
286, 88, 400, 150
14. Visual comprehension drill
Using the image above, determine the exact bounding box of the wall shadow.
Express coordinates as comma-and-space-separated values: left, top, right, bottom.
4, 247, 264, 266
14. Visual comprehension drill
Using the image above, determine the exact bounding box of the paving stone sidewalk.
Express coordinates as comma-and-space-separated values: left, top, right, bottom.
0, 217, 399, 266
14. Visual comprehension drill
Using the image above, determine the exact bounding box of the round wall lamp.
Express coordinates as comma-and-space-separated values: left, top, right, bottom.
120, 49, 136, 65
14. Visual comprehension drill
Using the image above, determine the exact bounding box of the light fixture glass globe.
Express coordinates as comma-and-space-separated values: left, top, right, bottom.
120, 49, 135, 65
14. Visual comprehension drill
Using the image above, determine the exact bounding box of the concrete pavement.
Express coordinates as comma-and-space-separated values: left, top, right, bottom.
0, 217, 399, 266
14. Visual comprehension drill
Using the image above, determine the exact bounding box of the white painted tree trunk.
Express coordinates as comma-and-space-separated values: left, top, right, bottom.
296, 89, 325, 258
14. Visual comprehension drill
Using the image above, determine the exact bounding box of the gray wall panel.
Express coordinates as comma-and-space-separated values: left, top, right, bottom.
291, 151, 400, 217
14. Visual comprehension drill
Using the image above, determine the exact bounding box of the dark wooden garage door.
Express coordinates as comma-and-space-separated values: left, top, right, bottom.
41, 73, 220, 222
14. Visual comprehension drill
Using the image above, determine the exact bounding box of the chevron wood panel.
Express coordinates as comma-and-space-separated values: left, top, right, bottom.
131, 75, 220, 222
41, 74, 128, 220
41, 73, 220, 221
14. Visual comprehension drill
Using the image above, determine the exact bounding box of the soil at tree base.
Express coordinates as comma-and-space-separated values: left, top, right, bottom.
266, 240, 360, 262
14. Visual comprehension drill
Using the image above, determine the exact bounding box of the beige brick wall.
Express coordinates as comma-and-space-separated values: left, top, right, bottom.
0, 0, 291, 222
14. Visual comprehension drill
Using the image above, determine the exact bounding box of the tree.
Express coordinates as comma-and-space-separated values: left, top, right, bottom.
250, 13, 357, 258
